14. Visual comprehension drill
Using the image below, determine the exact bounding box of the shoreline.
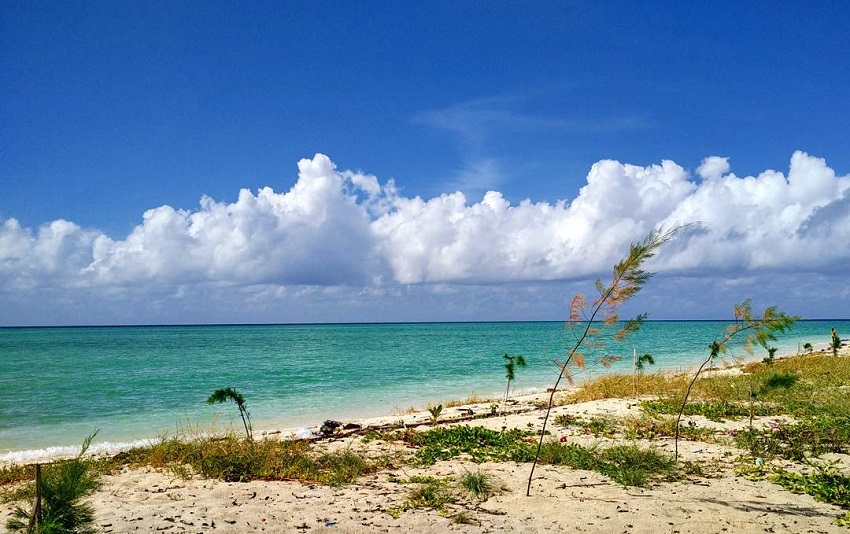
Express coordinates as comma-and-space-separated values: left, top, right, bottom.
2, 341, 839, 466
3, 321, 844, 461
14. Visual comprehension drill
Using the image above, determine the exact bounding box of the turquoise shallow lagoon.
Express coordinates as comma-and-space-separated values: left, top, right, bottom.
1, 320, 847, 460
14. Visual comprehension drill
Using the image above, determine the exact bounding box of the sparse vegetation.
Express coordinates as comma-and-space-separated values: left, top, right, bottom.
528, 226, 684, 495
406, 425, 534, 466
3, 323, 848, 528
674, 300, 797, 461
536, 442, 676, 487
387, 477, 456, 518
207, 387, 253, 440
771, 463, 850, 511
449, 510, 477, 525
112, 432, 384, 485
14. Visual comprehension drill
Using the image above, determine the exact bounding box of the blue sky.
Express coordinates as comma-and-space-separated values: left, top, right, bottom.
2, 2, 849, 326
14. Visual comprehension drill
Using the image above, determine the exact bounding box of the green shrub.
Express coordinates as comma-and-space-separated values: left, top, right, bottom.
6, 432, 100, 534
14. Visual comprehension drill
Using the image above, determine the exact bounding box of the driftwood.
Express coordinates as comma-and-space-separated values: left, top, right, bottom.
302, 404, 537, 442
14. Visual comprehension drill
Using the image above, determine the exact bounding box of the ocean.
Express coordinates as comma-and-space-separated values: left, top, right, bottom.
1, 320, 847, 461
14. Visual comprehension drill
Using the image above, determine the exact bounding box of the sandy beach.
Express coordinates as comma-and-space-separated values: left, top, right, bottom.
3, 346, 849, 533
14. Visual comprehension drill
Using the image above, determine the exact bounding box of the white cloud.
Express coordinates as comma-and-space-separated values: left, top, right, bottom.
416, 95, 654, 144
82, 154, 380, 286
696, 156, 730, 180
1, 151, 849, 324
659, 151, 850, 272
0, 218, 100, 289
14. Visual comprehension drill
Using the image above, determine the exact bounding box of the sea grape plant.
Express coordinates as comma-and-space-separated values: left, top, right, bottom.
526, 226, 684, 496
207, 387, 253, 440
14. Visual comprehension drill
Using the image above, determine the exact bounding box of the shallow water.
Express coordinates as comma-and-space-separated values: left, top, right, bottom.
1, 320, 846, 460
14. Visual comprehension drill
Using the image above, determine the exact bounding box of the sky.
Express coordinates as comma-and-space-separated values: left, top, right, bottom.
1, 1, 849, 326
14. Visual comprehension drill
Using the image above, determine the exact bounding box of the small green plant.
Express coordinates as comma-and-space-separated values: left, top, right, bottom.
457, 470, 506, 502
450, 510, 477, 525
831, 328, 842, 356
598, 445, 676, 487
501, 354, 527, 412
388, 478, 455, 517
633, 352, 655, 396
763, 346, 778, 364
635, 353, 655, 371
553, 413, 582, 427
734, 416, 850, 462
623, 415, 712, 442
748, 371, 799, 428
6, 431, 100, 534
764, 370, 799, 389
803, 342, 813, 353
207, 387, 253, 440
644, 398, 755, 422
580, 416, 618, 437
427, 404, 443, 426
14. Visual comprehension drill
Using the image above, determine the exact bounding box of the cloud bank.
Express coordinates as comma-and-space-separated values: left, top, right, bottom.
2, 152, 848, 324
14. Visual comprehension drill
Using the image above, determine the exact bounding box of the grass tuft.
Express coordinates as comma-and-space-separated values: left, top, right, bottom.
457, 470, 507, 502
536, 442, 675, 487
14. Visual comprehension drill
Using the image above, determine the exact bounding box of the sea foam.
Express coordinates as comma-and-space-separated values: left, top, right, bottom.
0, 438, 158, 465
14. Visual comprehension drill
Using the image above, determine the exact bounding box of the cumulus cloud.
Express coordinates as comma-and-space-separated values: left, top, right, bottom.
1, 151, 849, 323
659, 152, 849, 272
696, 156, 730, 180
82, 154, 380, 287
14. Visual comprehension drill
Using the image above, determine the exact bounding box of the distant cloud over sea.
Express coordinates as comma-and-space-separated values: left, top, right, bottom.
1, 152, 848, 325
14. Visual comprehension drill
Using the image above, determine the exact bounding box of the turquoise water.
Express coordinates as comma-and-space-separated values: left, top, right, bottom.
1, 320, 847, 459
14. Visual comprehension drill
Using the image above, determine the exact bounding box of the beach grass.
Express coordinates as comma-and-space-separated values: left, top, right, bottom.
111, 433, 387, 485
457, 470, 507, 502
561, 351, 850, 419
